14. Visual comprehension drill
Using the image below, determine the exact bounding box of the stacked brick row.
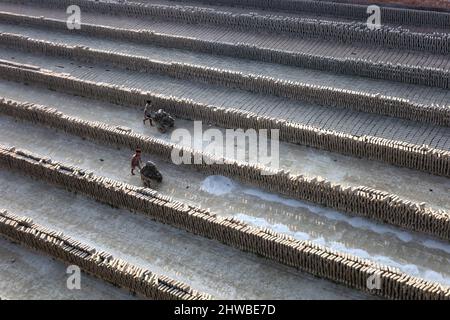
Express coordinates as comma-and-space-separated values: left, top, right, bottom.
328, 0, 450, 12
0, 209, 211, 300
0, 148, 449, 299
2, 30, 449, 118
2, 12, 450, 91
1, 98, 449, 241
170, 0, 450, 27
8, 0, 450, 54
1, 62, 449, 178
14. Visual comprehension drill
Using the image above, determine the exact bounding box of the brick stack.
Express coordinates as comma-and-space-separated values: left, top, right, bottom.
1, 64, 449, 178
0, 209, 211, 300
0, 150, 449, 299
328, 0, 450, 12
0, 117, 449, 241
2, 11, 449, 90
171, 0, 450, 27
6, 0, 450, 54
2, 30, 449, 98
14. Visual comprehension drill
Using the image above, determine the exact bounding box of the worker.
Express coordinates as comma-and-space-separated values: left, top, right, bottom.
143, 100, 175, 133
131, 148, 142, 175
143, 100, 153, 125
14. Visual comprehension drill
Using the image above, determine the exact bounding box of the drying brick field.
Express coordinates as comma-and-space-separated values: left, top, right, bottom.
0, 0, 449, 300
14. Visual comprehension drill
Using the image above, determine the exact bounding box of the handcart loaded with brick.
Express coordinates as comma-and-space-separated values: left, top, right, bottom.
143, 100, 175, 133
140, 160, 163, 187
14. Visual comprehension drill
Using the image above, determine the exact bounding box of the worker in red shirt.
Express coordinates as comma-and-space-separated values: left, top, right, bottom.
131, 148, 143, 175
